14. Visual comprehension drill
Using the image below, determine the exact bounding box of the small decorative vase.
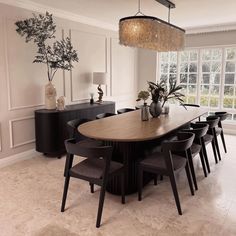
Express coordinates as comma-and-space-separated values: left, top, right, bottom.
45, 81, 57, 110
57, 96, 65, 111
90, 93, 94, 104
141, 103, 149, 121
162, 101, 170, 114
149, 101, 162, 118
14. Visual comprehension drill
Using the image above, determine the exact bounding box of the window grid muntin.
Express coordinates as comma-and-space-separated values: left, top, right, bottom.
158, 46, 236, 123
224, 48, 236, 110
199, 48, 223, 108
179, 50, 198, 104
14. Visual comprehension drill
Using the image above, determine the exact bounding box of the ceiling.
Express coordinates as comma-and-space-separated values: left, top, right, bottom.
27, 0, 236, 30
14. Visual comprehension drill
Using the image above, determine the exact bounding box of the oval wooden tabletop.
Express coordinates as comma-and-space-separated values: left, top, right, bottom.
78, 106, 207, 142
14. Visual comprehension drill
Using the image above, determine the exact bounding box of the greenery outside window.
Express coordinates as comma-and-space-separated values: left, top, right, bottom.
159, 46, 236, 123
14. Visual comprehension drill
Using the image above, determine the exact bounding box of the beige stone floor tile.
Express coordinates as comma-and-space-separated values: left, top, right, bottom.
0, 135, 236, 235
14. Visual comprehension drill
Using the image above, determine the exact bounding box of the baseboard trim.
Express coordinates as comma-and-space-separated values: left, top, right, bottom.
0, 149, 38, 168
224, 129, 236, 135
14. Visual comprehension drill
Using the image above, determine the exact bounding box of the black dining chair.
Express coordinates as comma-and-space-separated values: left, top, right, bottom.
215, 112, 229, 153
96, 113, 116, 119
61, 139, 125, 228
66, 118, 103, 178
67, 118, 92, 141
181, 123, 210, 181
206, 116, 222, 161
197, 116, 220, 165
138, 132, 195, 215
117, 108, 135, 114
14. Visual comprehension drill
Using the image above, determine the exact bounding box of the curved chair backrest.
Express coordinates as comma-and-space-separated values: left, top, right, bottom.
117, 108, 135, 114
162, 132, 195, 152
96, 113, 116, 119
197, 116, 220, 129
65, 138, 113, 160
182, 103, 200, 107
182, 123, 209, 140
67, 118, 91, 141
189, 123, 209, 138
206, 116, 220, 128
215, 112, 228, 122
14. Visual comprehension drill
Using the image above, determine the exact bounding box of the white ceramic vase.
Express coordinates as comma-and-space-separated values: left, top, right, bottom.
45, 81, 57, 110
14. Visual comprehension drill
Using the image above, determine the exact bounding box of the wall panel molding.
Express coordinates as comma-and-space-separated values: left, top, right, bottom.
110, 37, 136, 97
9, 116, 35, 148
69, 29, 108, 102
4, 17, 65, 110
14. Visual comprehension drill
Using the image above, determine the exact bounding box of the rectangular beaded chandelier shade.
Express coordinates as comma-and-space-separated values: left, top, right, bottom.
119, 0, 185, 52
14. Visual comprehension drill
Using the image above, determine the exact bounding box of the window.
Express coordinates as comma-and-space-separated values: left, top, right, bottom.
200, 49, 222, 108
159, 46, 236, 123
160, 52, 177, 84
224, 48, 236, 110
179, 50, 198, 104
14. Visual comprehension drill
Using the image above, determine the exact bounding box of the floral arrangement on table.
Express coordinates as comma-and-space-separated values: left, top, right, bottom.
137, 78, 186, 117
136, 90, 150, 104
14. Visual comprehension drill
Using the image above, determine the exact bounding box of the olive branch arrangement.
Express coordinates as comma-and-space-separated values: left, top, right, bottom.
15, 12, 78, 81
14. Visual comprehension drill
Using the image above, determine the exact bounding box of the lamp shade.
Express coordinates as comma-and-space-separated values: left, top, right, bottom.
93, 72, 107, 85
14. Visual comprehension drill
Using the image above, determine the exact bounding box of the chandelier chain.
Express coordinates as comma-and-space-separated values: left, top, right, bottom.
168, 5, 171, 23
135, 0, 145, 16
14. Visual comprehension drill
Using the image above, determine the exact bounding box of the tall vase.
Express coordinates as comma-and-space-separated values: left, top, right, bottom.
45, 81, 57, 110
141, 103, 149, 121
149, 101, 162, 118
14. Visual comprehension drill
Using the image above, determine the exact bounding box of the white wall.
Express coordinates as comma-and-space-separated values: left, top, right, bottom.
185, 30, 236, 47
0, 3, 138, 160
137, 48, 157, 91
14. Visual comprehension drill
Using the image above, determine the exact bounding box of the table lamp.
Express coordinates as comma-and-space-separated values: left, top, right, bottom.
93, 72, 107, 103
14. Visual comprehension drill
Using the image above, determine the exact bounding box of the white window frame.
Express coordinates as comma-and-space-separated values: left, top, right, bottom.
157, 44, 236, 125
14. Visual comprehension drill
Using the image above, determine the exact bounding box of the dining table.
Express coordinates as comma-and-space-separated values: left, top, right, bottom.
78, 105, 207, 195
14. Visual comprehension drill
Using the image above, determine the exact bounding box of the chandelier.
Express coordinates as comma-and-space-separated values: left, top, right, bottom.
119, 0, 185, 52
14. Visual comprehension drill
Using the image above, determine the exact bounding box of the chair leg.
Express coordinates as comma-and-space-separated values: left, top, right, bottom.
169, 172, 182, 215
202, 142, 211, 173
154, 174, 158, 185
214, 133, 222, 161
89, 182, 94, 193
199, 150, 207, 177
138, 166, 143, 201
160, 175, 164, 181
96, 183, 107, 228
185, 162, 194, 196
61, 153, 73, 212
220, 130, 227, 153
121, 172, 125, 204
211, 140, 218, 164
187, 151, 198, 191
61, 175, 70, 212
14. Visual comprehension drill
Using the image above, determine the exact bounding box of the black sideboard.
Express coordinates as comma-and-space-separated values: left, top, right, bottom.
35, 101, 115, 157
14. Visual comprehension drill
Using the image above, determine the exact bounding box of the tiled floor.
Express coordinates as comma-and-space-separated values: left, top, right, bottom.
0, 135, 236, 236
